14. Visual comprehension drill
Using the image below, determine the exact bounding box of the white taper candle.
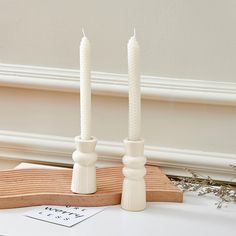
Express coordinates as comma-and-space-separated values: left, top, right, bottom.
128, 29, 141, 141
80, 30, 91, 140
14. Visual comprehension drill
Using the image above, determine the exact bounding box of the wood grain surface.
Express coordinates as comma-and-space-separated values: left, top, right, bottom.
0, 166, 183, 209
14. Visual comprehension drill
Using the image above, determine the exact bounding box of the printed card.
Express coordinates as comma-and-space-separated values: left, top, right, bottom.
24, 205, 106, 227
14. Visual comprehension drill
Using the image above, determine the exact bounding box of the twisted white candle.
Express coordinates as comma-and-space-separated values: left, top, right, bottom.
128, 29, 141, 141
80, 30, 91, 140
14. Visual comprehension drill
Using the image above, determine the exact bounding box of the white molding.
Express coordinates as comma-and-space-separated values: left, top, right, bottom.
0, 130, 236, 181
1, 63, 236, 105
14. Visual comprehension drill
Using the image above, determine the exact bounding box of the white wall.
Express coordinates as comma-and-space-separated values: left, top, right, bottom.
0, 0, 236, 81
0, 1, 236, 178
1, 87, 236, 154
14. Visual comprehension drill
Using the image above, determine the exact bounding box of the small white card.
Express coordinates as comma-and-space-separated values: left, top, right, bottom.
24, 205, 106, 227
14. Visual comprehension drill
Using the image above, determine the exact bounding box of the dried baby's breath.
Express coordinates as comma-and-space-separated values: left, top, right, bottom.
171, 166, 236, 208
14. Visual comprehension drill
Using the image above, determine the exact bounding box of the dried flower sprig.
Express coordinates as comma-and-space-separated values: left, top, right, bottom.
171, 166, 236, 208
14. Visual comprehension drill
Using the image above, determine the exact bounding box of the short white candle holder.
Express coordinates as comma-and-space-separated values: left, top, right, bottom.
71, 136, 97, 194
121, 138, 147, 211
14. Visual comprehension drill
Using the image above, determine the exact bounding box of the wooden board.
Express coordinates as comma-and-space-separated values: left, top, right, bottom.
0, 166, 183, 209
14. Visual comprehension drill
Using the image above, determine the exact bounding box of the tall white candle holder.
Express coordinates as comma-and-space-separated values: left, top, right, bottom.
121, 138, 147, 211
71, 136, 97, 194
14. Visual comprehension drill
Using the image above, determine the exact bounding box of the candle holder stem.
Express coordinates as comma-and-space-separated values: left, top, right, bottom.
121, 138, 147, 211
71, 136, 97, 194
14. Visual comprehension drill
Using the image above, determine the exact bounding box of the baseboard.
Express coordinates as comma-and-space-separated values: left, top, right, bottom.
1, 63, 236, 106
0, 130, 235, 181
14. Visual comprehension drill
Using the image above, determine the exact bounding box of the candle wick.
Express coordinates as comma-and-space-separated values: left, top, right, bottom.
133, 28, 136, 37
82, 28, 86, 37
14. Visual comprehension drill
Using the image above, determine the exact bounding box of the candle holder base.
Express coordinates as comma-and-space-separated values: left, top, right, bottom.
71, 136, 97, 194
121, 178, 146, 211
121, 138, 147, 211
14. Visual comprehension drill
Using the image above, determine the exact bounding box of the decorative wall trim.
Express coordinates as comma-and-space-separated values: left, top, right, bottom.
1, 63, 236, 106
0, 130, 235, 181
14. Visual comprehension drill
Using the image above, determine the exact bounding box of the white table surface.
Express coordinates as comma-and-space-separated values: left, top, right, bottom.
0, 192, 235, 236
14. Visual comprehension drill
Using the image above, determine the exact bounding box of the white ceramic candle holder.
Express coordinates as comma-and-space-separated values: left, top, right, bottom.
121, 138, 147, 211
71, 136, 97, 194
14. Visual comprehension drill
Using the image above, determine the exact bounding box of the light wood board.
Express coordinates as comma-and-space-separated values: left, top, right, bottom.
0, 166, 183, 209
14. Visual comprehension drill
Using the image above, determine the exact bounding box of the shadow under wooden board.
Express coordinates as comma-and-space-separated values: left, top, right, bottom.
0, 166, 183, 209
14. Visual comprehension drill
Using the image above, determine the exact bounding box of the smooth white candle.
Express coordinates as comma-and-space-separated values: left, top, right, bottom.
128, 30, 141, 141
80, 30, 91, 140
